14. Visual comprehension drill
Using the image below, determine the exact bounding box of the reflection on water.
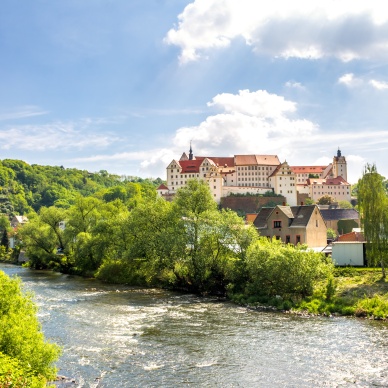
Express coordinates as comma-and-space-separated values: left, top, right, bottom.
1, 263, 387, 387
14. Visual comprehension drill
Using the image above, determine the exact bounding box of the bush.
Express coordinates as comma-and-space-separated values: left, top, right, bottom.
0, 271, 60, 380
0, 352, 46, 388
245, 238, 333, 300
95, 259, 144, 285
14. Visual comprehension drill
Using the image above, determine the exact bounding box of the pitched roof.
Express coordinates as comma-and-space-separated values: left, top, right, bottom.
157, 184, 169, 190
234, 155, 280, 166
253, 207, 275, 228
320, 208, 360, 221
289, 205, 317, 227
253, 205, 319, 229
179, 159, 204, 173
308, 176, 350, 186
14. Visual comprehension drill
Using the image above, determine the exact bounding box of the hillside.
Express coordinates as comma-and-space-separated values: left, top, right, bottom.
0, 159, 163, 215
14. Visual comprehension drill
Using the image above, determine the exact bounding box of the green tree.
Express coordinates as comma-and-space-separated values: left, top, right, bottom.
358, 163, 388, 278
338, 200, 353, 209
245, 238, 333, 299
317, 194, 335, 205
327, 228, 337, 240
0, 271, 60, 381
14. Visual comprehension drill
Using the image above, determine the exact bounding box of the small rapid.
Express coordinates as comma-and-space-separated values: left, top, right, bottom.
1, 263, 387, 387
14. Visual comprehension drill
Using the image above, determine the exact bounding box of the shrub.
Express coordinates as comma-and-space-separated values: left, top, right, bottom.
0, 270, 60, 381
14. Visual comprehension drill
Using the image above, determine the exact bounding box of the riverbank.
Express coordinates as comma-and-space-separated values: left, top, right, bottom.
3, 260, 388, 320
230, 267, 388, 320
295, 267, 388, 319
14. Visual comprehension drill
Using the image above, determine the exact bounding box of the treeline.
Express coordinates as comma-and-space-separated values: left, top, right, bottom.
17, 179, 333, 304
0, 159, 163, 214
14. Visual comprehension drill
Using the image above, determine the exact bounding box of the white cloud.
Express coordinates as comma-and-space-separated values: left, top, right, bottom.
137, 89, 388, 182
338, 73, 356, 86
369, 79, 388, 90
0, 120, 117, 151
0, 106, 49, 121
166, 0, 388, 63
339, 74, 388, 91
285, 81, 305, 90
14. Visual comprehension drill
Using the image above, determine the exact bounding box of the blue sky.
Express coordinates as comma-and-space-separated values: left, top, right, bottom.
1, 0, 388, 183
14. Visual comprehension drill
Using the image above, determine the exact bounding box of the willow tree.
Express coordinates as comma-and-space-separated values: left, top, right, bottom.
358, 163, 388, 278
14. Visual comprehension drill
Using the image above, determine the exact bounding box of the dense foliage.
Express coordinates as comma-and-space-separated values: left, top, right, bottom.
358, 163, 388, 278
0, 271, 60, 383
0, 159, 163, 214
17, 179, 333, 302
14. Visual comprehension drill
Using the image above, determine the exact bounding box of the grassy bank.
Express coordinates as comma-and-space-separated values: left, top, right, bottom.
296, 268, 388, 319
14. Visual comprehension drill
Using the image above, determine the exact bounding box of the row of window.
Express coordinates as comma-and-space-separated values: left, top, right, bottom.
238, 177, 268, 181
238, 183, 270, 187
237, 166, 273, 171
313, 192, 349, 196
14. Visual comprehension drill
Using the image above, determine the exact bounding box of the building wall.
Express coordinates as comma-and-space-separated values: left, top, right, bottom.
304, 209, 328, 247
269, 162, 297, 206
235, 164, 277, 188
332, 242, 365, 266
309, 183, 351, 202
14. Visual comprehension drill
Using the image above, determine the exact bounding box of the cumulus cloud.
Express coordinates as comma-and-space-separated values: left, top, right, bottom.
165, 0, 388, 63
137, 88, 388, 182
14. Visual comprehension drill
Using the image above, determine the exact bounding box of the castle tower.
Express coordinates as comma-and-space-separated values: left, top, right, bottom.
332, 148, 347, 181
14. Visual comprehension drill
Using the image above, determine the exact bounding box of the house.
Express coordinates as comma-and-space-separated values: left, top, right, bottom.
253, 204, 327, 248
319, 208, 360, 235
10, 215, 28, 228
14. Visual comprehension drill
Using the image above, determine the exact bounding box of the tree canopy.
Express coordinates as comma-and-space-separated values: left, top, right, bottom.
358, 163, 388, 278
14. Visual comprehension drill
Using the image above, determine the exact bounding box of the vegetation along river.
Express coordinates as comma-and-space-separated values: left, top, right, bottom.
1, 263, 388, 387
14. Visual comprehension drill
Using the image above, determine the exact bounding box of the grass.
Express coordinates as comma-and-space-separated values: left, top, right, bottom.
296, 267, 388, 319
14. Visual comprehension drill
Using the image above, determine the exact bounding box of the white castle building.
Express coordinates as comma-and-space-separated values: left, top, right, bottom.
158, 146, 351, 205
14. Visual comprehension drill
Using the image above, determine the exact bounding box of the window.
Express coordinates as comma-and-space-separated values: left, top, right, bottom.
296, 235, 301, 244
286, 235, 290, 244
274, 220, 282, 228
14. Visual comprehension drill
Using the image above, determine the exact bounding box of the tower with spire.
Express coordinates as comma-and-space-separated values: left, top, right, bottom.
332, 148, 347, 181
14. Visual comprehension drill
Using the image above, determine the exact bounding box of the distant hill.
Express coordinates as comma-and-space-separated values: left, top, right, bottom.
0, 159, 164, 215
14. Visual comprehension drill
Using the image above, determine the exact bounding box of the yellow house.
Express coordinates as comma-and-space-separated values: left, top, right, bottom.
253, 205, 327, 248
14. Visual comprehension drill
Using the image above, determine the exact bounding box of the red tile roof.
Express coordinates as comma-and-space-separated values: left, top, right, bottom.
235, 155, 280, 166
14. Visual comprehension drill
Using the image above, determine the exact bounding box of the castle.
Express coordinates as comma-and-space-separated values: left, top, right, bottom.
157, 147, 351, 205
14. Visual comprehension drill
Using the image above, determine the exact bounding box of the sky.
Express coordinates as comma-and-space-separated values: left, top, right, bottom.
1, 0, 388, 184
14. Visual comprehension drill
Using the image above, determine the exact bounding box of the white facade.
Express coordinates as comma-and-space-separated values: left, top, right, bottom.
332, 242, 365, 266
268, 161, 297, 206
160, 148, 350, 205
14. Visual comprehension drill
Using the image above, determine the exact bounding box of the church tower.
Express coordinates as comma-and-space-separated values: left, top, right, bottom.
332, 148, 347, 181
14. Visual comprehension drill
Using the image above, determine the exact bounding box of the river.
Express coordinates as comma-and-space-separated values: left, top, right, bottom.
1, 263, 387, 387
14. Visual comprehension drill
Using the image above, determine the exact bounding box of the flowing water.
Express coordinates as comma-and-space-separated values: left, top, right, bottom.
1, 263, 388, 387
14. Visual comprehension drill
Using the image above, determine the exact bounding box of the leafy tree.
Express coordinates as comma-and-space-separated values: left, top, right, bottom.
337, 219, 359, 235
0, 271, 60, 381
338, 200, 353, 209
358, 163, 388, 278
317, 194, 335, 205
245, 238, 333, 299
327, 228, 337, 240
304, 198, 315, 205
